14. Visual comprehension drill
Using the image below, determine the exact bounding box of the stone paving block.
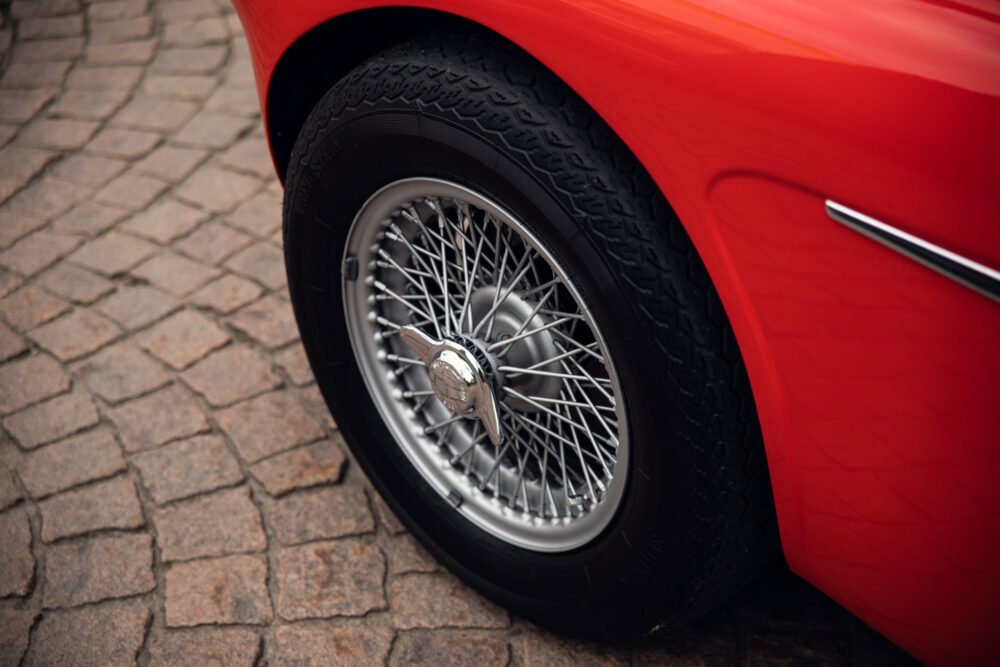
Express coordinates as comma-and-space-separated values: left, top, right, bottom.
226, 190, 281, 237
0, 320, 28, 361
107, 383, 210, 452
217, 135, 272, 178
274, 343, 314, 386
69, 231, 159, 275
37, 263, 114, 305
392, 632, 510, 667
205, 86, 259, 118
0, 208, 46, 249
0, 353, 70, 413
158, 0, 222, 23
276, 539, 386, 620
0, 230, 80, 276
217, 391, 324, 463
133, 434, 243, 504
521, 632, 630, 667
152, 45, 226, 75
0, 88, 55, 124
228, 296, 298, 349
224, 242, 285, 289
249, 439, 346, 496
90, 16, 154, 44
0, 507, 34, 597
163, 17, 228, 46
0, 462, 21, 510
38, 474, 145, 541
0, 124, 16, 148
175, 164, 260, 213
181, 344, 281, 407
52, 200, 129, 236
72, 340, 170, 401
17, 116, 98, 150
5, 175, 92, 221
48, 88, 132, 120
173, 111, 255, 149
51, 154, 128, 187
28, 308, 121, 360
387, 533, 439, 575
0, 61, 72, 88
86, 125, 161, 158
164, 554, 272, 627
131, 252, 222, 297
11, 36, 84, 62
190, 274, 263, 313
120, 197, 207, 243
4, 388, 100, 449
95, 169, 168, 210
133, 144, 207, 181
86, 38, 156, 65
18, 426, 127, 497
143, 73, 217, 100
155, 486, 266, 561
0, 146, 54, 193
174, 219, 252, 264
66, 64, 144, 90
112, 95, 198, 132
0, 608, 36, 666
391, 572, 509, 629
287, 383, 336, 431
88, 0, 148, 22
137, 308, 229, 368
273, 624, 393, 667
29, 598, 151, 667
266, 485, 374, 546
11, 0, 81, 19
97, 285, 181, 329
147, 627, 261, 667
0, 285, 69, 331
18, 15, 83, 40
43, 532, 155, 607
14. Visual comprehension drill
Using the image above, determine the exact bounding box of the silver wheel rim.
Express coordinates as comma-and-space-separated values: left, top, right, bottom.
343, 178, 628, 552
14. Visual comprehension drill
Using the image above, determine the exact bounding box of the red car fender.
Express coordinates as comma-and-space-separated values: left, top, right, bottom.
232, 1, 1000, 664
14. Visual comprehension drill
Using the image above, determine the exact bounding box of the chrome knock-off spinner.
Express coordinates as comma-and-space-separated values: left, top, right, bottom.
400, 326, 504, 445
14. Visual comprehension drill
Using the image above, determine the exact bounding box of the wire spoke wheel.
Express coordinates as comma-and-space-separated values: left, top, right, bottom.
343, 178, 628, 551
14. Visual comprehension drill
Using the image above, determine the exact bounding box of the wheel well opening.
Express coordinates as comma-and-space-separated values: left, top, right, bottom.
266, 7, 475, 181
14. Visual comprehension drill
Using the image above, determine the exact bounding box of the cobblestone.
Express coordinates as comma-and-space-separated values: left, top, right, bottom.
4, 388, 99, 448
42, 532, 155, 607
107, 383, 209, 451
218, 392, 325, 464
249, 438, 346, 495
154, 486, 266, 561
38, 474, 145, 541
276, 539, 386, 620
29, 599, 150, 667
133, 434, 243, 504
266, 484, 374, 545
164, 554, 272, 627
17, 426, 127, 497
0, 2, 913, 664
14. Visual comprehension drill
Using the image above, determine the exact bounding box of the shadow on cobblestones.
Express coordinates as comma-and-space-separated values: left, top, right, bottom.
0, 0, 920, 665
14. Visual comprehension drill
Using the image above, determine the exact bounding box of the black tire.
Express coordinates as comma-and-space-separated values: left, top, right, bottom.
283, 31, 776, 637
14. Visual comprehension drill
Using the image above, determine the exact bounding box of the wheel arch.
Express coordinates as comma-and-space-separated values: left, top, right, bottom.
263, 3, 788, 563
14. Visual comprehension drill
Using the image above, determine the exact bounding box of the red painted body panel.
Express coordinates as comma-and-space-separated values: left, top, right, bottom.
232, 1, 1000, 663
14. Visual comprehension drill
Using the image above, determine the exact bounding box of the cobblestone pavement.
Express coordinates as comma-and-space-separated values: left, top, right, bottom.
0, 1, 919, 665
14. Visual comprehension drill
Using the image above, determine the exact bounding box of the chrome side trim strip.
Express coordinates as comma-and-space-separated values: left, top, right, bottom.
825, 200, 1000, 303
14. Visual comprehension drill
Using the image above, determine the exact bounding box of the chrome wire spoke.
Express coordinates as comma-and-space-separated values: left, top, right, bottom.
346, 178, 627, 551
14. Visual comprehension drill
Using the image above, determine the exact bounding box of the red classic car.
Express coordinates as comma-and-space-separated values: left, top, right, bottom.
232, 1, 1000, 664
